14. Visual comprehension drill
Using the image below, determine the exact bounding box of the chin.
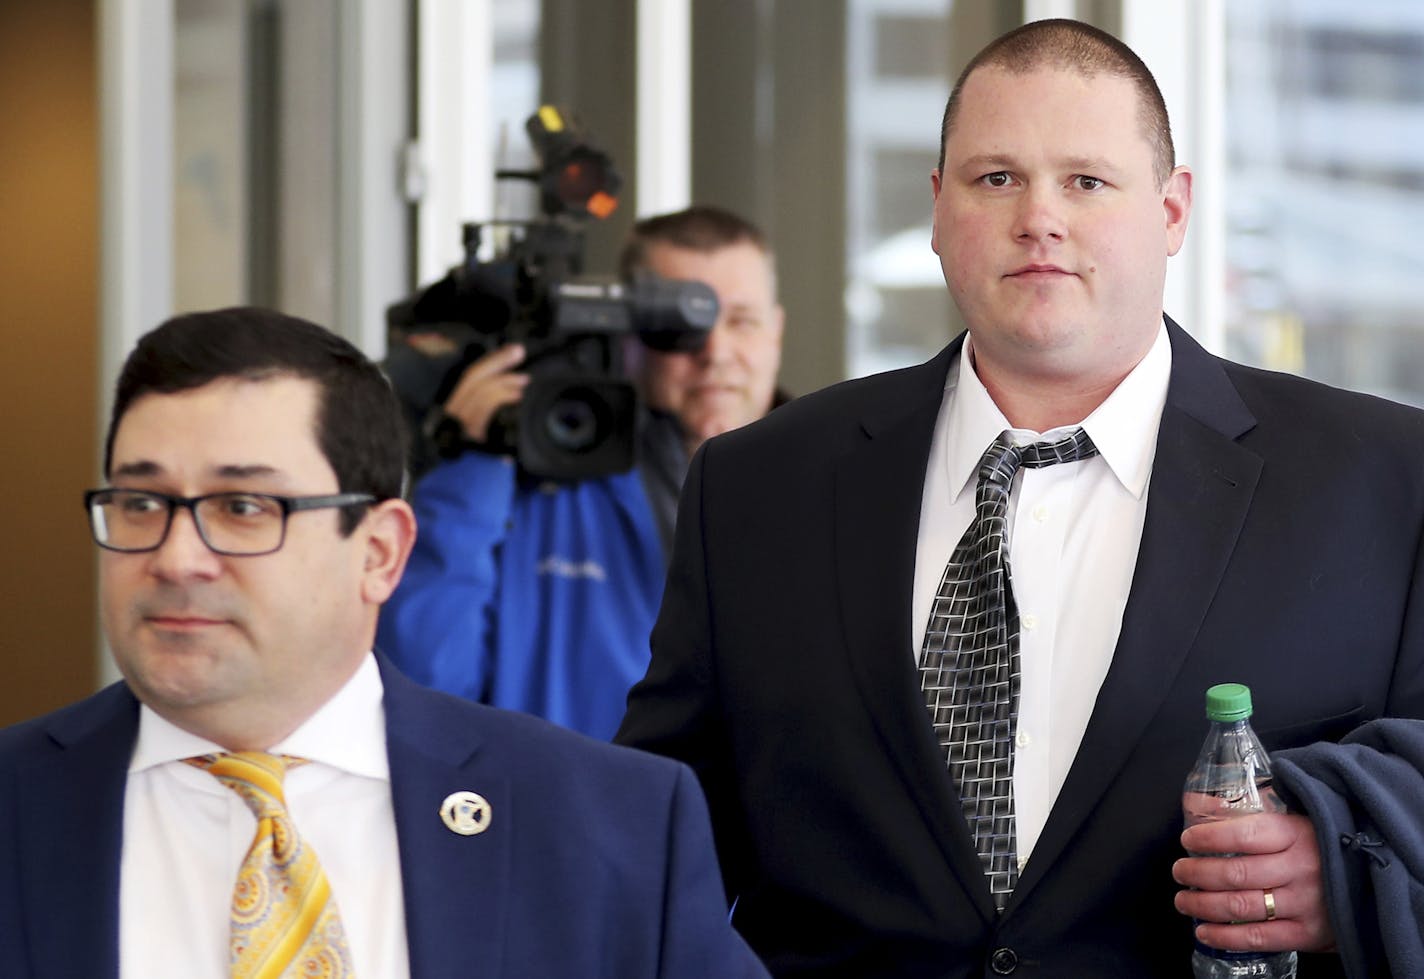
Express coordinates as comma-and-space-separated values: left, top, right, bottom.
128, 668, 226, 713
999, 313, 1089, 353
123, 644, 227, 699
699, 411, 749, 438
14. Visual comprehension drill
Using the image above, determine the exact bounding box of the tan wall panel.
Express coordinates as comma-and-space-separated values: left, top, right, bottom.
0, 0, 101, 725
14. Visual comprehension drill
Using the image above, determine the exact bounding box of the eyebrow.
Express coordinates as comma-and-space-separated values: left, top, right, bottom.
954, 153, 1123, 175
110, 461, 283, 481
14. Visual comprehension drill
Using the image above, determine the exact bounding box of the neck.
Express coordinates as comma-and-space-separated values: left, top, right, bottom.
981, 375, 1119, 432
141, 651, 369, 753
967, 336, 1151, 432
174, 705, 304, 753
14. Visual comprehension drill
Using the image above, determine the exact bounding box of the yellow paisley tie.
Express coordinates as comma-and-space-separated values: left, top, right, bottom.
187, 752, 356, 979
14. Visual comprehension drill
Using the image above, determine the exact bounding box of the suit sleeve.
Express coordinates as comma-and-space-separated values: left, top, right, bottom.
655, 764, 771, 979
0, 749, 31, 976
1386, 498, 1424, 719
376, 452, 517, 700
616, 443, 754, 901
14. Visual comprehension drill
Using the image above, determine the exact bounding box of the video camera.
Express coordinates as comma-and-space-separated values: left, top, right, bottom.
384, 106, 718, 481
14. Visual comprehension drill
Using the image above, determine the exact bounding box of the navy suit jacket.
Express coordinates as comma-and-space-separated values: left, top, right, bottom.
0, 654, 769, 978
617, 320, 1424, 977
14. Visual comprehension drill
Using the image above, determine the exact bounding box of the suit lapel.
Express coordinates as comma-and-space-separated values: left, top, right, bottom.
1015, 319, 1261, 899
833, 338, 997, 919
20, 684, 138, 978
380, 655, 511, 979
17, 661, 509, 977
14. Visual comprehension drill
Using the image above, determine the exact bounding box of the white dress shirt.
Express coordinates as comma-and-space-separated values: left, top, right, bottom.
119, 653, 410, 979
913, 323, 1171, 869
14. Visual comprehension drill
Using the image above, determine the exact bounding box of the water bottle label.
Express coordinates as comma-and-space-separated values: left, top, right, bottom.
1194, 939, 1276, 964
1196, 939, 1264, 961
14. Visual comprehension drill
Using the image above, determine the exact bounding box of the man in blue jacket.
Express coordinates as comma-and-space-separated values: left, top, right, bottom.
377, 205, 787, 739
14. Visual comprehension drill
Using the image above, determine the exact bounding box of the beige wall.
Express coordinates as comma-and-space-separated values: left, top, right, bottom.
0, 0, 100, 725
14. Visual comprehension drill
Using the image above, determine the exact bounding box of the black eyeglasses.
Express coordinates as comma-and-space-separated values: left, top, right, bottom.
83, 488, 377, 556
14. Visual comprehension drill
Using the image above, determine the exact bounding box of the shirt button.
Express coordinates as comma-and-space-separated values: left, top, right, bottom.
1017, 855, 1029, 871
1021, 613, 1038, 631
1015, 729, 1032, 748
1031, 504, 1049, 522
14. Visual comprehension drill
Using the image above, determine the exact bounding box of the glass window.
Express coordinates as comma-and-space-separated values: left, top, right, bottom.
490, 0, 542, 227
173, 0, 339, 323
846, 0, 953, 379
845, 0, 1020, 379
1222, 3, 1424, 406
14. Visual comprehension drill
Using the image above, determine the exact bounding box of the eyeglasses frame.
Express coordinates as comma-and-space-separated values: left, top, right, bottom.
83, 488, 379, 556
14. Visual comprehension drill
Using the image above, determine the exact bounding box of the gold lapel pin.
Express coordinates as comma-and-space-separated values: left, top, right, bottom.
439, 791, 492, 836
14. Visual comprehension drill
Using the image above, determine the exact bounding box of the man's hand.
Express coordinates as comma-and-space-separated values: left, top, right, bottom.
442, 344, 530, 443
1173, 812, 1336, 954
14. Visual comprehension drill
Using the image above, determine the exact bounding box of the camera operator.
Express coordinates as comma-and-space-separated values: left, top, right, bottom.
376, 205, 789, 739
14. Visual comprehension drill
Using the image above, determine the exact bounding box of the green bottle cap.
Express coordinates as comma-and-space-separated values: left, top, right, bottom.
1205, 683, 1254, 721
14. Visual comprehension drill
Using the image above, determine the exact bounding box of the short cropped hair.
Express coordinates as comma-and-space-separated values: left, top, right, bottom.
938, 18, 1175, 188
618, 204, 776, 291
104, 307, 407, 534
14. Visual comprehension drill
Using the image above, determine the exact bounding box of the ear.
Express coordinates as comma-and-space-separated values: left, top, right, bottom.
930, 168, 945, 255
1163, 165, 1193, 257
358, 498, 417, 605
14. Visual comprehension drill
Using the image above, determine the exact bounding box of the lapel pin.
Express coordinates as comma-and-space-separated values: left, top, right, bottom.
440, 791, 492, 836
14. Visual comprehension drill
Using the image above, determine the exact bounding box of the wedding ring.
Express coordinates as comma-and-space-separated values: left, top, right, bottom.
1263, 887, 1277, 921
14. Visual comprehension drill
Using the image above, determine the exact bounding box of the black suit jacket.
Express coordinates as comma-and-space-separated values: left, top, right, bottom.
617, 319, 1424, 977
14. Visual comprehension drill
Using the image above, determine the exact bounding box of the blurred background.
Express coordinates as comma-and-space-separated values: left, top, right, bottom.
3, 0, 1422, 724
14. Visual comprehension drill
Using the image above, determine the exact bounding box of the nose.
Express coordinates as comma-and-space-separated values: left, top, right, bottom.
1013, 185, 1066, 244
696, 321, 735, 366
145, 506, 223, 581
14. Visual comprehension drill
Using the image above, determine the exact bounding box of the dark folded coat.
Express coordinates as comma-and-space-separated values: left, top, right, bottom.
1276, 718, 1424, 979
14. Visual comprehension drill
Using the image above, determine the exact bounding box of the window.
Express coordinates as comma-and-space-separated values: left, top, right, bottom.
845, 0, 1021, 378
1222, 3, 1424, 406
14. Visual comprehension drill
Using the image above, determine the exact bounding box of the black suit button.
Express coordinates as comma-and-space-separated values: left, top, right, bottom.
989, 947, 1018, 974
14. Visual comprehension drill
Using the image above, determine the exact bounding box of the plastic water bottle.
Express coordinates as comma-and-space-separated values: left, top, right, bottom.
1181, 683, 1298, 979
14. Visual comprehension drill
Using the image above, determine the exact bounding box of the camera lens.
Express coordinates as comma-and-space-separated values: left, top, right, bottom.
543, 387, 608, 452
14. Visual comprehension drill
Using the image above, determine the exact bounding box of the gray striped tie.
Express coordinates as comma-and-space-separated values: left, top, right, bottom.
918, 428, 1099, 910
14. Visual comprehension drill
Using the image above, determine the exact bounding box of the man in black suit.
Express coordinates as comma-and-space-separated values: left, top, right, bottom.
617, 18, 1424, 978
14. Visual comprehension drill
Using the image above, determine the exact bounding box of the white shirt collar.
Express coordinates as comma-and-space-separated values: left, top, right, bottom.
129, 652, 390, 781
945, 320, 1171, 503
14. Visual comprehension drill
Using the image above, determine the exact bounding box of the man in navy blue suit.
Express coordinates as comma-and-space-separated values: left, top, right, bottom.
0, 306, 767, 978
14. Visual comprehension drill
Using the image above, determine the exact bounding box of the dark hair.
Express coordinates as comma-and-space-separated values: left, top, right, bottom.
618, 204, 775, 284
104, 306, 407, 534
938, 18, 1175, 187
